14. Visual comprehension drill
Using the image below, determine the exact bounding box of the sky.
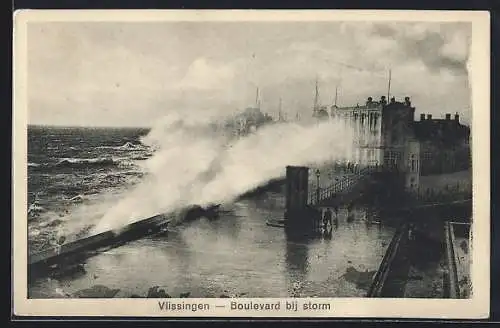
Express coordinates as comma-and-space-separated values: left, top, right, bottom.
27, 21, 472, 127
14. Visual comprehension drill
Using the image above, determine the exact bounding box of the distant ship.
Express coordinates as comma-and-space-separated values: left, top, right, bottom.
226, 87, 274, 137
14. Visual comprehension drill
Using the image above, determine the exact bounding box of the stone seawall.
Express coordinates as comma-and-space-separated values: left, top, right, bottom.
419, 170, 472, 195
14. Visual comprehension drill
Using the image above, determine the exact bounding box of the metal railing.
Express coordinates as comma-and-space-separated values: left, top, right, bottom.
444, 221, 461, 298
367, 223, 409, 297
308, 164, 383, 205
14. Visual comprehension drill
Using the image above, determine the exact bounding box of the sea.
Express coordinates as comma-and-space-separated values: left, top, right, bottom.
27, 125, 152, 254
27, 125, 400, 298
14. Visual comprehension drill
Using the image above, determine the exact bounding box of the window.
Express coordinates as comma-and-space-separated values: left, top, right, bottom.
384, 151, 401, 168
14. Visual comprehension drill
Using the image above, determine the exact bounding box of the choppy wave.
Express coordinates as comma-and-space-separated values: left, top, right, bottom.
28, 202, 45, 216
65, 194, 89, 203
131, 153, 153, 161
56, 157, 117, 167
28, 127, 151, 254
38, 218, 65, 228
29, 157, 136, 171
97, 142, 148, 151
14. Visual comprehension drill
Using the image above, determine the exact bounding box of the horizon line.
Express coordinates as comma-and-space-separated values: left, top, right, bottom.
28, 123, 152, 129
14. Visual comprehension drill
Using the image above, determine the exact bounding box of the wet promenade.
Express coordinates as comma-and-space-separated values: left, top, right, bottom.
29, 191, 396, 298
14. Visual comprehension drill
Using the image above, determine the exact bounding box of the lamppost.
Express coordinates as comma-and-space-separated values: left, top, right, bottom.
316, 169, 320, 204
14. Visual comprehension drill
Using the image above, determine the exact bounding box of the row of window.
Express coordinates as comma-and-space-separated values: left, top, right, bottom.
353, 112, 380, 130
383, 151, 419, 172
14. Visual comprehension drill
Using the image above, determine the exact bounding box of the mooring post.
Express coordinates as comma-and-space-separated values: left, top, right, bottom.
315, 169, 321, 205
285, 166, 310, 227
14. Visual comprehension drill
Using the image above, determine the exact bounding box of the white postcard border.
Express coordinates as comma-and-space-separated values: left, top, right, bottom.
12, 9, 491, 319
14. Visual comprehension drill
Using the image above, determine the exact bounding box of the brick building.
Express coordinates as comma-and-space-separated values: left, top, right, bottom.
414, 113, 471, 175
327, 95, 471, 191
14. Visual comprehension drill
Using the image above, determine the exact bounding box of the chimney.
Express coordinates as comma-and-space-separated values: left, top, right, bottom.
454, 113, 459, 122
427, 114, 432, 120
445, 113, 451, 120
420, 113, 426, 121
380, 96, 387, 106
366, 97, 373, 106
390, 97, 396, 104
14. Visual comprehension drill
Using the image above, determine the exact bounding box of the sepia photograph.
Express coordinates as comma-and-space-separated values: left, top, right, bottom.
13, 10, 490, 318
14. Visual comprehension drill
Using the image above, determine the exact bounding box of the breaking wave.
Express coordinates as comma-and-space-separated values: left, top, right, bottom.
29, 157, 137, 171
28, 202, 45, 217
65, 194, 89, 203
97, 142, 148, 151
55, 157, 117, 167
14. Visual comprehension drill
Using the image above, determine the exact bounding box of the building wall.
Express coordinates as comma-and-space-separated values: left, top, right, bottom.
381, 101, 416, 171
331, 97, 471, 186
404, 140, 421, 192
331, 102, 384, 166
420, 142, 471, 176
414, 114, 471, 176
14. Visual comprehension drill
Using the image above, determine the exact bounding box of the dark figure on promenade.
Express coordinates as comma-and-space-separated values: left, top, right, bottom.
408, 223, 415, 241
324, 226, 333, 239
333, 206, 339, 227
346, 202, 354, 223
323, 208, 333, 231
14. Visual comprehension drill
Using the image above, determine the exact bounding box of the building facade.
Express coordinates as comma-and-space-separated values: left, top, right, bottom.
330, 95, 417, 169
413, 113, 471, 176
326, 95, 470, 192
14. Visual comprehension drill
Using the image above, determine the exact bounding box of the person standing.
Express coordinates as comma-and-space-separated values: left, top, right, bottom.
333, 206, 339, 226
323, 208, 333, 231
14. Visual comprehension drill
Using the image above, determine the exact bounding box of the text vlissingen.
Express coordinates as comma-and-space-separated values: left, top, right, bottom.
158, 301, 210, 312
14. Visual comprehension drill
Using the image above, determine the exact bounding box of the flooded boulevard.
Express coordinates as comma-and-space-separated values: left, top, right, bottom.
29, 191, 396, 298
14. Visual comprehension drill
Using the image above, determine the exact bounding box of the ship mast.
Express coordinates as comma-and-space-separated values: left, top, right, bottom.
334, 85, 338, 107
313, 77, 320, 116
387, 69, 392, 102
255, 87, 260, 109
278, 97, 283, 121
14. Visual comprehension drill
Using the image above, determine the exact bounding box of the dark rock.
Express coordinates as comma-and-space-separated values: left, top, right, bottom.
182, 204, 220, 222
342, 266, 376, 290
179, 292, 191, 298
73, 285, 120, 298
147, 286, 171, 298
